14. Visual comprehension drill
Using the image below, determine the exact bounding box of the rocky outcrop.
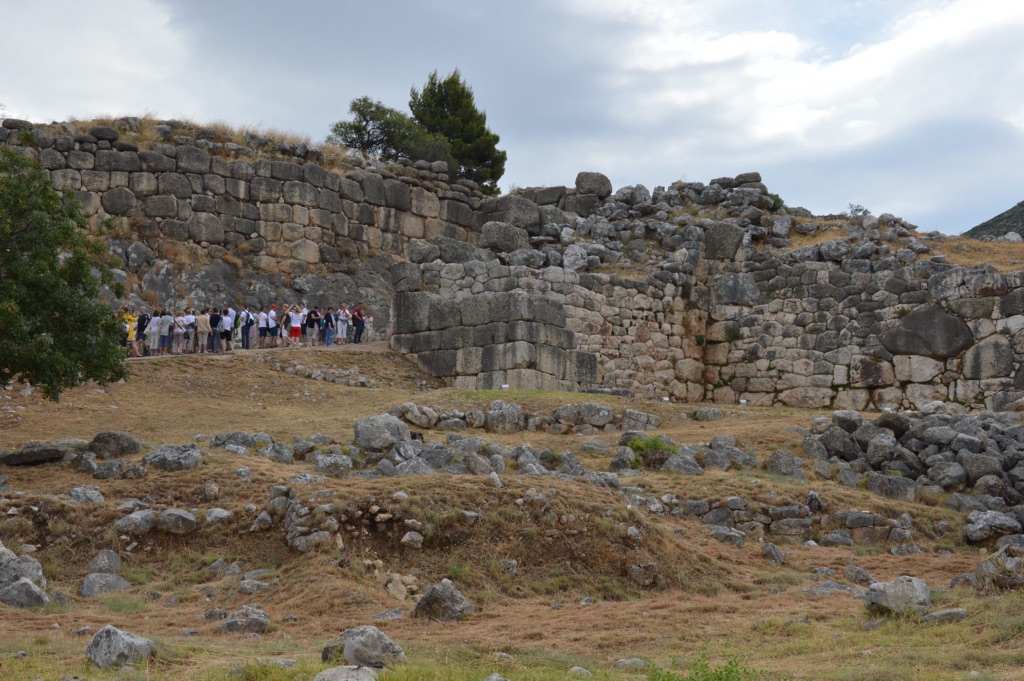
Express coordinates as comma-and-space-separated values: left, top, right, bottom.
802, 409, 1024, 511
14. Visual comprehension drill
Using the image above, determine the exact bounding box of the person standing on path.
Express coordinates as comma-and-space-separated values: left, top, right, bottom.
268, 304, 279, 348
337, 303, 351, 344
196, 308, 211, 353
323, 307, 335, 346
239, 306, 254, 350
352, 304, 365, 344
209, 308, 222, 353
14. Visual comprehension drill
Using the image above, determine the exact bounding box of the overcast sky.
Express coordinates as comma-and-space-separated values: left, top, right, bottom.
3, 0, 1023, 235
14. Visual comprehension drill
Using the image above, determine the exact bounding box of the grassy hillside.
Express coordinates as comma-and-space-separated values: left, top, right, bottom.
964, 201, 1024, 239
0, 344, 1022, 680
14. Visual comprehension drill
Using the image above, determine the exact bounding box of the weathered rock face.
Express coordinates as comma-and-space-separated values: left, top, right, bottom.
413, 578, 474, 621
88, 432, 142, 459
865, 576, 932, 615
321, 625, 407, 667
804, 408, 1024, 509
142, 444, 203, 471
353, 414, 410, 452
85, 625, 156, 668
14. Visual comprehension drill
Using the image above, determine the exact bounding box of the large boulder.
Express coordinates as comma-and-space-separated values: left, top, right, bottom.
965, 510, 1022, 542
575, 172, 612, 199
156, 509, 197, 535
976, 543, 1024, 594
315, 453, 353, 478
114, 509, 156, 536
865, 472, 916, 502
322, 625, 407, 667
86, 549, 121, 574
219, 604, 271, 634
142, 444, 203, 471
865, 576, 931, 615
354, 414, 411, 452
79, 573, 131, 598
764, 450, 805, 479
413, 578, 474, 621
485, 400, 522, 434
0, 577, 49, 608
88, 432, 142, 459
85, 625, 156, 668
0, 442, 68, 466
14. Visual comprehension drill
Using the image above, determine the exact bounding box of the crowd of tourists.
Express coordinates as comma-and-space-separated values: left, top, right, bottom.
118, 302, 374, 357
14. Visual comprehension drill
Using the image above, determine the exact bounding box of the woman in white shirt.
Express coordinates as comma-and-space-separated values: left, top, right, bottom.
289, 305, 304, 348
173, 311, 187, 354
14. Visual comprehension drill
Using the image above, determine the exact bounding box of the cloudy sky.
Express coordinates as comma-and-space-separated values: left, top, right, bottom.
3, 0, 1023, 234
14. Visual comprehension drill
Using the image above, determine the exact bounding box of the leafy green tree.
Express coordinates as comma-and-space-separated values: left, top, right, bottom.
845, 203, 872, 217
409, 69, 506, 194
327, 96, 453, 167
0, 147, 127, 400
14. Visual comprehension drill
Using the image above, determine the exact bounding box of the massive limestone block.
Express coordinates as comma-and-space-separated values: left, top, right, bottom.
704, 222, 744, 260
879, 304, 974, 358
100, 187, 136, 216
999, 288, 1024, 317
714, 272, 760, 306
850, 357, 895, 388
391, 291, 434, 335
893, 355, 943, 383
575, 171, 612, 198
187, 212, 225, 244
479, 221, 530, 253
176, 146, 211, 174
962, 335, 1014, 379
482, 194, 541, 233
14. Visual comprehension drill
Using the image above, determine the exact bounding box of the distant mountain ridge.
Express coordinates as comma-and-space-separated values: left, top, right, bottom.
964, 200, 1024, 239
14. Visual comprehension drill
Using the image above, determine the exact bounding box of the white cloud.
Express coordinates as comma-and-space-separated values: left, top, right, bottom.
0, 0, 193, 121
2, 0, 1023, 233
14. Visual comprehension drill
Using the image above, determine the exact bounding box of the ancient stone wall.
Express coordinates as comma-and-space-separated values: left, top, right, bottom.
7, 117, 1024, 410
699, 244, 1024, 412
0, 118, 487, 323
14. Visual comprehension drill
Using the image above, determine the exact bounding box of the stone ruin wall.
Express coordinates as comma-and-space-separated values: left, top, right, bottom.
699, 244, 1024, 413
0, 118, 490, 327
6, 117, 1024, 411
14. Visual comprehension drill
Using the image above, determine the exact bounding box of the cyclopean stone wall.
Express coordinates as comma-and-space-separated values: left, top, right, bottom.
8, 117, 1024, 410
0, 117, 489, 325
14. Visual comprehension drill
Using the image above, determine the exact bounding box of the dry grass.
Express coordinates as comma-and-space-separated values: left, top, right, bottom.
931, 236, 1024, 273
56, 114, 357, 173
0, 345, 1019, 679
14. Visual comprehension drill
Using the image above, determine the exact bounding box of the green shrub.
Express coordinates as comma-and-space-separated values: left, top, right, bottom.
629, 435, 675, 469
649, 650, 779, 680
